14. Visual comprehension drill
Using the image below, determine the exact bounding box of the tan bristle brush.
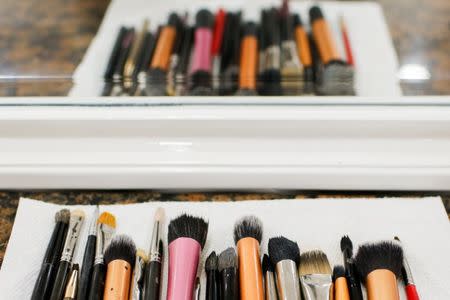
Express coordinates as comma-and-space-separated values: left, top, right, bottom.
355, 241, 403, 300
87, 212, 117, 300
299, 250, 333, 300
234, 216, 264, 300
129, 249, 148, 300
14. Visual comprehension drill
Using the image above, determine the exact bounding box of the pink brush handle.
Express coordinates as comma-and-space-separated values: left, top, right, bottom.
190, 28, 213, 74
167, 237, 201, 300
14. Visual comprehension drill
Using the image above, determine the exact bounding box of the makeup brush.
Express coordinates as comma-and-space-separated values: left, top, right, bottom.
194, 277, 201, 300
130, 249, 148, 300
211, 9, 227, 91
299, 250, 333, 300
268, 236, 301, 300
124, 20, 149, 93
218, 247, 239, 300
50, 209, 85, 300
143, 207, 165, 300
236, 22, 259, 96
293, 14, 314, 94
146, 13, 181, 96
167, 214, 208, 300
110, 28, 135, 96
88, 212, 117, 300
167, 22, 185, 96
190, 9, 214, 95
174, 26, 194, 96
333, 265, 350, 300
262, 254, 277, 300
394, 237, 420, 300
32, 209, 70, 300
354, 241, 403, 300
339, 16, 354, 66
103, 235, 137, 300
219, 12, 241, 95
77, 207, 99, 300
64, 264, 79, 300
234, 216, 264, 300
102, 27, 128, 96
206, 251, 219, 300
135, 32, 156, 96
340, 236, 363, 300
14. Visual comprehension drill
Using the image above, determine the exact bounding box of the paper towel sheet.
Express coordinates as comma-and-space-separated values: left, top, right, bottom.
1, 197, 449, 299
70, 0, 402, 97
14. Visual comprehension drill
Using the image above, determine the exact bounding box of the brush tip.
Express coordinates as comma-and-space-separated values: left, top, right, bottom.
205, 251, 218, 271
104, 235, 137, 266
218, 247, 237, 271
354, 241, 403, 280
168, 214, 209, 248
268, 236, 300, 266
333, 265, 345, 280
72, 263, 79, 272
71, 209, 85, 218
196, 9, 214, 28
262, 254, 274, 273
299, 250, 332, 276
55, 209, 70, 223
97, 211, 117, 228
154, 207, 165, 222
136, 249, 148, 262
340, 235, 353, 252
233, 215, 263, 244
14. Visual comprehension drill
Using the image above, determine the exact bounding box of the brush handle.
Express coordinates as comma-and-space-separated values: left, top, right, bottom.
206, 269, 219, 300
49, 260, 71, 300
88, 263, 105, 300
236, 237, 264, 300
220, 268, 239, 300
143, 260, 162, 300
346, 262, 363, 300
406, 284, 420, 300
31, 262, 55, 300
77, 234, 96, 300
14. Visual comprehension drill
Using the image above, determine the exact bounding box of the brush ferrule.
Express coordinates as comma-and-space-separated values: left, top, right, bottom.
265, 45, 280, 70
95, 223, 115, 264
265, 271, 278, 300
281, 40, 302, 71
61, 214, 84, 262
275, 260, 302, 300
300, 274, 332, 300
130, 254, 146, 300
149, 220, 162, 262
402, 256, 415, 285
64, 267, 79, 299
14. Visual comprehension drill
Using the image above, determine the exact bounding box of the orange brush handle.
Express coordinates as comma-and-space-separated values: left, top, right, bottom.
239, 36, 258, 90
312, 19, 340, 64
150, 26, 176, 71
104, 260, 132, 300
335, 277, 350, 300
237, 237, 264, 300
366, 269, 400, 300
294, 26, 312, 67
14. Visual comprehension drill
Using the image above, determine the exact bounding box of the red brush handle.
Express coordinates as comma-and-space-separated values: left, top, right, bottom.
406, 284, 420, 300
211, 9, 226, 55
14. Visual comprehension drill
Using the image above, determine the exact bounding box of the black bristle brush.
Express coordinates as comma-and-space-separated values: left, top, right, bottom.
340, 235, 363, 300
167, 214, 208, 300
218, 248, 239, 300
206, 251, 219, 300
31, 209, 70, 300
262, 254, 277, 300
268, 236, 301, 300
354, 241, 403, 300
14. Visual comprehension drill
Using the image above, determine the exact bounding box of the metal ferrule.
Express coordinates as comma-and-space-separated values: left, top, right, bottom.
94, 222, 115, 264
264, 45, 281, 70
212, 55, 221, 90
166, 54, 180, 95
281, 40, 302, 71
149, 219, 162, 262
61, 214, 84, 262
193, 277, 201, 300
275, 260, 302, 300
64, 267, 79, 299
130, 254, 146, 300
88, 208, 99, 236
265, 271, 278, 300
300, 274, 332, 300
402, 256, 415, 285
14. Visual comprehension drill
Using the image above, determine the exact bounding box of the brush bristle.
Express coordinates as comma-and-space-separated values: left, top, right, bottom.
97, 212, 117, 228
168, 214, 209, 248
262, 254, 274, 273
354, 241, 403, 280
205, 251, 218, 271
299, 250, 332, 275
268, 236, 300, 266
55, 209, 70, 224
233, 216, 263, 244
340, 235, 353, 253
154, 207, 165, 222
218, 247, 237, 271
136, 249, 148, 262
333, 265, 345, 280
104, 235, 137, 267
72, 263, 79, 272
71, 209, 85, 218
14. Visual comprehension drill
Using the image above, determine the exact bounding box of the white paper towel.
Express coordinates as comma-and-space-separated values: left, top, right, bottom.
1, 197, 449, 299
70, 0, 402, 97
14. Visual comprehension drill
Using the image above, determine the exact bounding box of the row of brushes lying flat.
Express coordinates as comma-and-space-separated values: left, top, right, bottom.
102, 3, 355, 97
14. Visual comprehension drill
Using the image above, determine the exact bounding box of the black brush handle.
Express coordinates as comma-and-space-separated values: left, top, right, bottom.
77, 235, 96, 300
49, 260, 71, 300
346, 262, 363, 300
206, 270, 219, 300
31, 262, 55, 300
220, 268, 239, 300
143, 260, 162, 300
88, 263, 106, 300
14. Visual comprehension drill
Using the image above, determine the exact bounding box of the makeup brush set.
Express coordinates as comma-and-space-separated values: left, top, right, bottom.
101, 2, 355, 97
31, 208, 420, 300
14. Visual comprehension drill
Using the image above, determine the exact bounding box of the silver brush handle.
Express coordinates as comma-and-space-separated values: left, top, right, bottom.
300, 274, 332, 300
61, 215, 84, 262
94, 223, 115, 264
265, 271, 278, 300
276, 260, 302, 300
